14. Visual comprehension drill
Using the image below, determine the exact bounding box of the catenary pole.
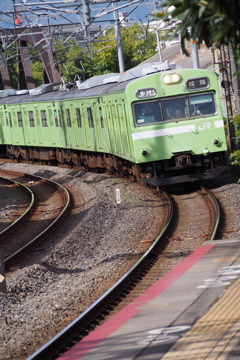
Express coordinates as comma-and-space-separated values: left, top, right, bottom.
113, 1, 125, 73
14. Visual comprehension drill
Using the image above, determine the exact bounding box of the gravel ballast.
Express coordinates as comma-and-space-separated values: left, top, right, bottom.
0, 162, 239, 360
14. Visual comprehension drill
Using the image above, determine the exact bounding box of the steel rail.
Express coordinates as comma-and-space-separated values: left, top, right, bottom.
0, 176, 35, 238
3, 172, 71, 267
200, 186, 221, 241
26, 191, 174, 360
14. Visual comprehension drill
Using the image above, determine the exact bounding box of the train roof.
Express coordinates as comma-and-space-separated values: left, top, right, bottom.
0, 61, 180, 105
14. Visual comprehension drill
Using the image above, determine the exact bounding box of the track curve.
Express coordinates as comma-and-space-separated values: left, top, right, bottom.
0, 169, 71, 269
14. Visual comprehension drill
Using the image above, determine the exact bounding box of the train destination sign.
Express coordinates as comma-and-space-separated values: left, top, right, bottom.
186, 77, 209, 90
136, 88, 157, 98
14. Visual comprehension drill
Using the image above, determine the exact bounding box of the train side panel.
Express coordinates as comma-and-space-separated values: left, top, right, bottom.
0, 64, 229, 185
101, 93, 135, 162
68, 100, 86, 149
0, 106, 11, 145
91, 99, 109, 152
60, 100, 77, 149
27, 104, 41, 146
11, 103, 27, 146
0, 106, 5, 145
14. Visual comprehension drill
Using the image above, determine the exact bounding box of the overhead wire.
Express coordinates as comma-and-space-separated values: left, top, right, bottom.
0, 0, 159, 83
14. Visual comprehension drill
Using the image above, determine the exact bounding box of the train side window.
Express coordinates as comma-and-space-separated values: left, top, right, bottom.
189, 93, 216, 116
99, 107, 104, 128
134, 101, 162, 125
41, 110, 48, 127
162, 97, 189, 121
76, 108, 82, 127
5, 112, 9, 126
58, 110, 62, 127
28, 111, 35, 127
54, 110, 59, 127
66, 109, 72, 127
87, 107, 94, 128
8, 113, 12, 127
17, 111, 23, 127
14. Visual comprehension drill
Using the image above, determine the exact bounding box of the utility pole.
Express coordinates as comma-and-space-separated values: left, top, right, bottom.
113, 1, 125, 73
191, 40, 200, 68
156, 30, 162, 62
83, 0, 91, 41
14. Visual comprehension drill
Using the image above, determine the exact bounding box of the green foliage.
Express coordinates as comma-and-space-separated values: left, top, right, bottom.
157, 0, 240, 55
30, 47, 45, 87
121, 24, 157, 68
6, 45, 46, 88
232, 115, 240, 146
230, 115, 240, 168
7, 54, 18, 89
55, 40, 87, 81
55, 24, 157, 82
5, 24, 157, 87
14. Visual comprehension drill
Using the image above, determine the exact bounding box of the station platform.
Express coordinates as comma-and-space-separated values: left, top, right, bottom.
58, 239, 240, 360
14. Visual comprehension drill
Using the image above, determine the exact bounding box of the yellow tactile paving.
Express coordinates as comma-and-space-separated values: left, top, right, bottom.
160, 277, 240, 360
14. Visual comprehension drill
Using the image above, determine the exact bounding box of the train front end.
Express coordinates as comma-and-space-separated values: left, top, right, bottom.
126, 67, 229, 186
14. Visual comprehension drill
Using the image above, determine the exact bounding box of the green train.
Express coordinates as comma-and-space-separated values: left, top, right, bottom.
0, 61, 228, 186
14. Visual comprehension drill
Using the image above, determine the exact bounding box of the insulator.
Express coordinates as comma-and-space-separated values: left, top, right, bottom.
64, 9, 78, 14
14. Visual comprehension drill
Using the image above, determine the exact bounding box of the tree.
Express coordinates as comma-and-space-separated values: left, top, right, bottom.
121, 24, 157, 69
6, 24, 157, 86
55, 24, 157, 81
86, 24, 157, 76
156, 1, 240, 56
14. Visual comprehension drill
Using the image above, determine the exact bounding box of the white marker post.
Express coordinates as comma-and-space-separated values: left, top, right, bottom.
116, 188, 121, 204
0, 251, 6, 293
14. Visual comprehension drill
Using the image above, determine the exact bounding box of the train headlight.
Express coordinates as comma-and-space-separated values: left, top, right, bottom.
162, 73, 181, 85
142, 149, 149, 157
214, 138, 222, 147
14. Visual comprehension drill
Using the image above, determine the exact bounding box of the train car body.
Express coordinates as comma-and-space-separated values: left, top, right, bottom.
0, 62, 228, 186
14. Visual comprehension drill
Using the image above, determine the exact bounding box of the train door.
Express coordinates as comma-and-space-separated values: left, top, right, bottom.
1, 107, 12, 145
83, 102, 97, 151
34, 105, 43, 145
27, 107, 39, 145
0, 107, 5, 144
53, 105, 64, 148
72, 103, 86, 149
38, 104, 52, 147
47, 104, 63, 147
58, 103, 67, 148
104, 102, 116, 154
22, 106, 30, 145
94, 101, 110, 153
14, 105, 26, 146
116, 100, 129, 157
111, 101, 122, 156
8, 109, 16, 145
61, 102, 76, 149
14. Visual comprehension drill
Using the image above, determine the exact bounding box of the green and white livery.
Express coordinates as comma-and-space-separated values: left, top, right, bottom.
0, 62, 228, 185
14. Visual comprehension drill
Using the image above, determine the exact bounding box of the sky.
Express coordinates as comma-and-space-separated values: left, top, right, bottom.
0, 1, 160, 29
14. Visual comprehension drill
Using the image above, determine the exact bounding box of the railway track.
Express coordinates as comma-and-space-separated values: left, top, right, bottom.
0, 169, 71, 269
0, 176, 34, 234
25, 184, 223, 360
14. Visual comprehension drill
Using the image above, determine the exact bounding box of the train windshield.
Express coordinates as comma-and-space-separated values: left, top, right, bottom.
161, 97, 189, 120
134, 101, 162, 125
133, 92, 216, 126
189, 93, 216, 116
